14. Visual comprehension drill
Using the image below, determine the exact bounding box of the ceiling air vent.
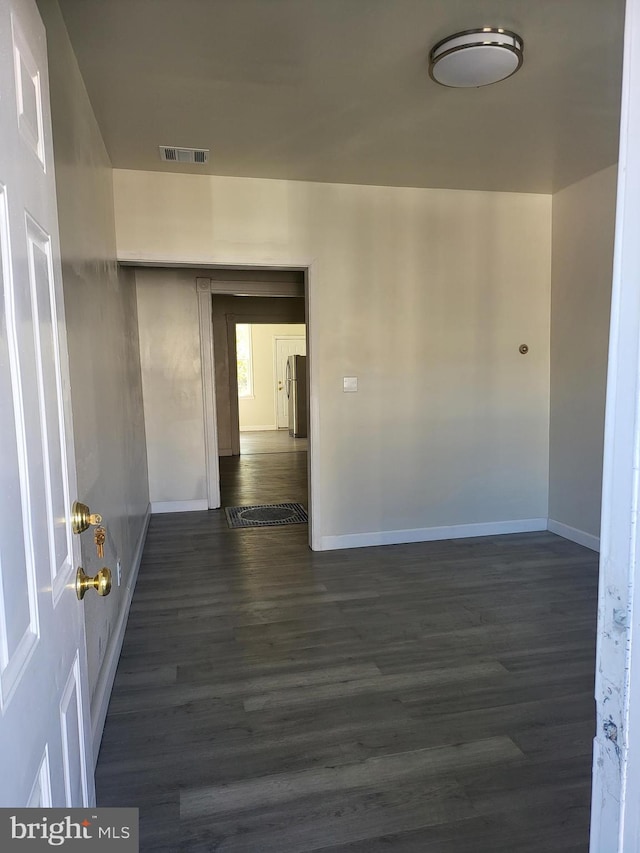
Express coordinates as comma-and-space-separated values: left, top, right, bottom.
159, 146, 209, 164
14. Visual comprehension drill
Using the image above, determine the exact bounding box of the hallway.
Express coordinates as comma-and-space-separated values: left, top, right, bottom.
96, 447, 598, 852
222, 430, 308, 508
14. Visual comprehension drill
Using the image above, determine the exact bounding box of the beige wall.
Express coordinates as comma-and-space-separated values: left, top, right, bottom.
114, 170, 552, 548
39, 2, 149, 713
549, 165, 617, 545
239, 323, 306, 429
135, 269, 208, 505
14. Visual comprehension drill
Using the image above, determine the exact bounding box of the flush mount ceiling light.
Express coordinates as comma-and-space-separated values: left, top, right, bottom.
429, 28, 524, 88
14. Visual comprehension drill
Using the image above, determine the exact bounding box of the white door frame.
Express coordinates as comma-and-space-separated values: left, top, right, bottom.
197, 279, 220, 510
195, 266, 319, 550
590, 0, 640, 847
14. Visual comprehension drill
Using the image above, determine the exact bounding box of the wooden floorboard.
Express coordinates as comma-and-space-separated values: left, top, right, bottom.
239, 429, 308, 455
96, 450, 598, 852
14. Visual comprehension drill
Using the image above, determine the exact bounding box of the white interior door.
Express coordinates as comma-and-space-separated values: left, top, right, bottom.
0, 0, 94, 806
275, 336, 306, 428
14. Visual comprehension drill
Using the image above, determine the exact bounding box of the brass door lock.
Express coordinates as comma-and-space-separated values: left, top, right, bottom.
71, 501, 102, 535
76, 567, 112, 600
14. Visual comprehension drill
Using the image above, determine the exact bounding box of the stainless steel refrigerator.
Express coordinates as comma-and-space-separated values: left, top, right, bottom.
286, 354, 307, 438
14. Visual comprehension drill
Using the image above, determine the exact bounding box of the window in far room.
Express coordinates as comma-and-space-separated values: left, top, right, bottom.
236, 323, 254, 398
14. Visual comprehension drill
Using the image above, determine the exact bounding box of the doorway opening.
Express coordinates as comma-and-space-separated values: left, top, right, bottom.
236, 325, 306, 434
205, 269, 311, 537
228, 320, 308, 507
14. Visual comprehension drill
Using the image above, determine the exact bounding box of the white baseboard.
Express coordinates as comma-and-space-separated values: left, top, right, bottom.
239, 425, 278, 432
91, 502, 151, 764
547, 518, 600, 552
319, 517, 548, 552
150, 499, 209, 514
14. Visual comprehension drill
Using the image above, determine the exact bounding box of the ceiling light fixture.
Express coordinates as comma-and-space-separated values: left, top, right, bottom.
429, 28, 524, 88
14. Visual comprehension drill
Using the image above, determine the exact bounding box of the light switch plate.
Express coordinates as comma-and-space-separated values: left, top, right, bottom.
343, 376, 358, 392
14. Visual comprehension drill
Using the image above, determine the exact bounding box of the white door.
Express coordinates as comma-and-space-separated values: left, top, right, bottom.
0, 0, 95, 807
275, 336, 306, 428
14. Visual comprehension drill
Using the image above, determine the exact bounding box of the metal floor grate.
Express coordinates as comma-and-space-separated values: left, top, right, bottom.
225, 502, 308, 529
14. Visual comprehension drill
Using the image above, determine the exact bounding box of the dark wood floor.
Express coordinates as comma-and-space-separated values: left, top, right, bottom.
96, 447, 598, 852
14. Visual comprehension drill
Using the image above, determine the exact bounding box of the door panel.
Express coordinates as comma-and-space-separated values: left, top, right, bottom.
0, 183, 39, 711
12, 12, 45, 166
25, 214, 73, 599
0, 0, 94, 806
59, 654, 89, 807
28, 750, 52, 808
275, 336, 306, 428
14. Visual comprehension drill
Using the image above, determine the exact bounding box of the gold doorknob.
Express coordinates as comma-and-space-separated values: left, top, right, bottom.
71, 501, 103, 534
76, 567, 112, 600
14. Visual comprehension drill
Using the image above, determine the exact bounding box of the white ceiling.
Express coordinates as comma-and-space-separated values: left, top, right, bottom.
57, 0, 625, 194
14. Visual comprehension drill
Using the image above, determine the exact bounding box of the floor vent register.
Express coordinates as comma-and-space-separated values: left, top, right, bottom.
225, 502, 308, 528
